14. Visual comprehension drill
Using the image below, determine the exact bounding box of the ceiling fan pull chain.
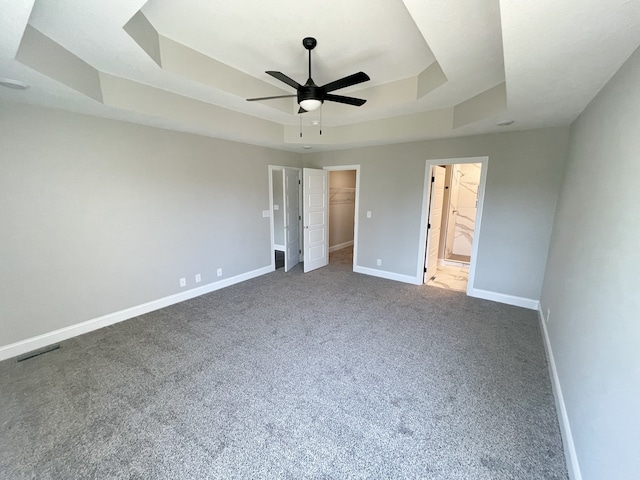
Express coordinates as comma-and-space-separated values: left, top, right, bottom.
299, 113, 302, 138
320, 107, 322, 135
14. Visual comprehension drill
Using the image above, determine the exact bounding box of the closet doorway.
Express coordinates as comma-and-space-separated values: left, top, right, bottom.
420, 157, 488, 294
324, 165, 360, 269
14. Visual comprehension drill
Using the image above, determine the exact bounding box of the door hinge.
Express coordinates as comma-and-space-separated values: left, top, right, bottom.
431, 176, 435, 182
299, 215, 301, 221
299, 179, 301, 185
424, 267, 427, 273
427, 223, 431, 229
299, 249, 302, 254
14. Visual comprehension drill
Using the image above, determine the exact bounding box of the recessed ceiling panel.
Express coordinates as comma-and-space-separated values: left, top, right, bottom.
2, 0, 639, 152
141, 0, 436, 88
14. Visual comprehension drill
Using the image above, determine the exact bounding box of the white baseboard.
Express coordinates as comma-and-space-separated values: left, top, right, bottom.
353, 265, 421, 285
329, 241, 354, 253
467, 288, 540, 310
538, 307, 583, 480
0, 265, 274, 362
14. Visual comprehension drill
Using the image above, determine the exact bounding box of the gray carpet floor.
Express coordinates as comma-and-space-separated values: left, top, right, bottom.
0, 247, 568, 479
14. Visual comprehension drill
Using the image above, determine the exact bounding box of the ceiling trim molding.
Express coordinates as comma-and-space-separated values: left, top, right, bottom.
16, 25, 103, 102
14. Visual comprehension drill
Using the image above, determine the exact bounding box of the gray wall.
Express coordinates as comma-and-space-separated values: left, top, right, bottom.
540, 46, 640, 479
306, 128, 569, 300
0, 102, 299, 347
0, 101, 569, 351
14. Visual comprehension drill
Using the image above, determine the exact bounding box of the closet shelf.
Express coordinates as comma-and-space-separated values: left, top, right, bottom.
329, 187, 355, 205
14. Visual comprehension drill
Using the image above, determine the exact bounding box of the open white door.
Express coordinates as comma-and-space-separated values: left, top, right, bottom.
424, 165, 446, 282
303, 168, 328, 273
283, 168, 300, 272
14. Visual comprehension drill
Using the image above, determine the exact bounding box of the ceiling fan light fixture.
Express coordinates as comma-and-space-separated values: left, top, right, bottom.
299, 99, 322, 112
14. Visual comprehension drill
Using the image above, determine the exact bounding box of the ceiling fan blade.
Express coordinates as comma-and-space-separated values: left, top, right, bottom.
266, 71, 302, 89
298, 106, 308, 114
322, 71, 370, 93
246, 94, 296, 102
324, 94, 367, 107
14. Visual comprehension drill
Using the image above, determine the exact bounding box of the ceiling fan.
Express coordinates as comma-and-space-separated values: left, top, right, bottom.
246, 37, 370, 113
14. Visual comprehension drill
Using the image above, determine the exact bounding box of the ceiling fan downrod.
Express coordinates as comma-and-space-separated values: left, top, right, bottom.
303, 37, 316, 82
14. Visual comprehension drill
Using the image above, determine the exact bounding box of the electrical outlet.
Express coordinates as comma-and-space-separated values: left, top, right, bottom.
376, 259, 382, 266
217, 268, 222, 277
195, 273, 201, 283
546, 308, 551, 323
179, 277, 186, 287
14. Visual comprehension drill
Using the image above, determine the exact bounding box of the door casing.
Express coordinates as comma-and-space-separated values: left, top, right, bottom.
283, 167, 301, 272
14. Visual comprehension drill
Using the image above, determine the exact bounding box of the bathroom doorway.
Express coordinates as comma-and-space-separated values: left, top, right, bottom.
420, 157, 487, 293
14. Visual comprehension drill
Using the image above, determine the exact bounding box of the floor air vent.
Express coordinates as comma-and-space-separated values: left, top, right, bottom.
16, 344, 60, 362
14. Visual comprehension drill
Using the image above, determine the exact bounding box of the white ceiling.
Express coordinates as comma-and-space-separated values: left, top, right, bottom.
1, 0, 639, 152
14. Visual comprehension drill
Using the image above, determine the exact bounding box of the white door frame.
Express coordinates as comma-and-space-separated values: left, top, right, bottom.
268, 165, 302, 271
323, 165, 360, 271
268, 165, 279, 271
416, 157, 488, 293
283, 167, 301, 272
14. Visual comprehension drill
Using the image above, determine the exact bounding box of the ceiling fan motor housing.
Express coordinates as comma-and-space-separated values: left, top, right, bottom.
298, 83, 324, 105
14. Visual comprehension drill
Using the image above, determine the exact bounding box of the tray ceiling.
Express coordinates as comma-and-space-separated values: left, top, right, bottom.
1, 0, 639, 151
